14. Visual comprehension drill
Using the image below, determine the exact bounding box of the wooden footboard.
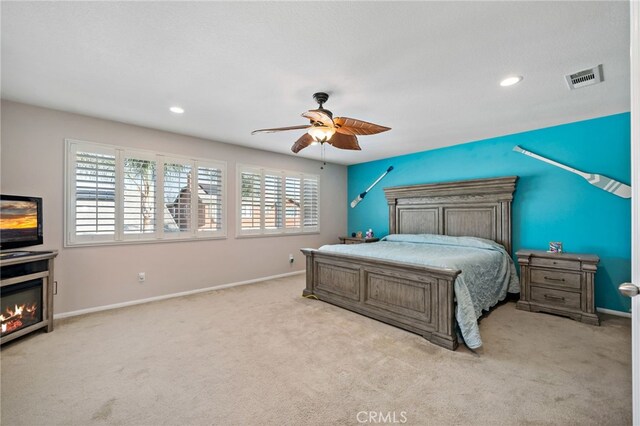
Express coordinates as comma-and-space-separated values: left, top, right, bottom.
301, 248, 462, 350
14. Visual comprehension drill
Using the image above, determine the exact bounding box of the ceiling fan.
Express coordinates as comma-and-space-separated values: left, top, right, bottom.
251, 92, 391, 153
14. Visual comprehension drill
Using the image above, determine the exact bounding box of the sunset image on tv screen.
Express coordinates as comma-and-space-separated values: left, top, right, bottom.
0, 200, 38, 242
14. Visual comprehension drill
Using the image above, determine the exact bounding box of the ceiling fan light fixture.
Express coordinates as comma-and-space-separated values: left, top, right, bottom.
307, 125, 336, 143
500, 76, 523, 87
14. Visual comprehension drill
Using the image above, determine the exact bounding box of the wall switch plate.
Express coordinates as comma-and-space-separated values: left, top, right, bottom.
138, 272, 146, 282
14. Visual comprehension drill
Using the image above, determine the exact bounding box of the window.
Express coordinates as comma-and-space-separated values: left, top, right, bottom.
264, 174, 282, 230
237, 165, 320, 236
163, 159, 192, 235
74, 148, 116, 238
123, 155, 156, 235
240, 169, 261, 231
65, 140, 226, 246
285, 177, 301, 229
303, 177, 319, 228
197, 165, 224, 233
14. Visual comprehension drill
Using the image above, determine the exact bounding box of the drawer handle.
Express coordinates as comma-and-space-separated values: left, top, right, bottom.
544, 294, 565, 302
553, 261, 557, 265
544, 276, 565, 282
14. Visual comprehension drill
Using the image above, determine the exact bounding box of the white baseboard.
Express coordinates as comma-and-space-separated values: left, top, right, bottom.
54, 270, 305, 320
597, 307, 632, 318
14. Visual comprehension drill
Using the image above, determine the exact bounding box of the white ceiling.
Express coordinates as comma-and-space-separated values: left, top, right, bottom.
1, 1, 630, 165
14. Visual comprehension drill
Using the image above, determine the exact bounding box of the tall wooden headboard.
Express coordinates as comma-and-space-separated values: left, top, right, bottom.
384, 176, 518, 254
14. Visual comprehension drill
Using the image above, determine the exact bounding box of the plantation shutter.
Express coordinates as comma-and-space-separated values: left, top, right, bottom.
240, 170, 262, 231
74, 149, 117, 238
66, 140, 227, 245
163, 160, 192, 234
197, 165, 224, 233
236, 165, 319, 236
123, 156, 156, 236
264, 174, 283, 230
303, 177, 319, 230
285, 176, 301, 230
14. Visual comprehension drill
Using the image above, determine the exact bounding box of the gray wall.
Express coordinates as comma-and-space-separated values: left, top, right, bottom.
1, 100, 347, 314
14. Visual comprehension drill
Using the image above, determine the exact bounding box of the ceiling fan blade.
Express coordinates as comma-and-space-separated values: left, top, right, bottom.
327, 132, 361, 151
251, 124, 311, 135
291, 133, 315, 154
301, 109, 334, 126
334, 117, 391, 136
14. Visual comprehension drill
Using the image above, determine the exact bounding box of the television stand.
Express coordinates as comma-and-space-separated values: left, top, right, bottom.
0, 250, 54, 259
1, 251, 58, 345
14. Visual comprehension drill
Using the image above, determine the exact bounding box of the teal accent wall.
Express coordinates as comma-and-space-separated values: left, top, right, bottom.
348, 113, 631, 313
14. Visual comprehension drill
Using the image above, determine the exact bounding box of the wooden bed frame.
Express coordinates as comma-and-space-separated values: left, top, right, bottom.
301, 176, 518, 350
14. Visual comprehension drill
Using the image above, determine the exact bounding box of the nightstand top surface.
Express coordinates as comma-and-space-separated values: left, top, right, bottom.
339, 236, 380, 242
515, 249, 599, 263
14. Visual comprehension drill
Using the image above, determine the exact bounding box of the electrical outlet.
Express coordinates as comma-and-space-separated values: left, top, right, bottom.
138, 272, 146, 282
289, 254, 294, 264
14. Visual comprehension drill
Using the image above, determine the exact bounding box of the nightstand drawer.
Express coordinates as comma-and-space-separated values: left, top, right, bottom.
530, 257, 578, 270
530, 286, 581, 310
530, 269, 581, 290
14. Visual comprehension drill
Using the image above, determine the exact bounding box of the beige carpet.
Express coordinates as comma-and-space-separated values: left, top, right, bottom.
0, 275, 632, 426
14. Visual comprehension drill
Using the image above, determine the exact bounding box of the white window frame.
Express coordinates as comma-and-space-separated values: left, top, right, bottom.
236, 164, 320, 237
65, 139, 227, 247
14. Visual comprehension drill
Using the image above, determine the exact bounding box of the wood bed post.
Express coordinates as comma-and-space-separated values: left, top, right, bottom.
432, 277, 458, 350
388, 197, 398, 234
501, 200, 512, 255
301, 248, 315, 297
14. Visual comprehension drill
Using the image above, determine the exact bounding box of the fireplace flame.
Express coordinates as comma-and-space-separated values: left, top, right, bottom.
13, 304, 23, 316
1, 302, 39, 335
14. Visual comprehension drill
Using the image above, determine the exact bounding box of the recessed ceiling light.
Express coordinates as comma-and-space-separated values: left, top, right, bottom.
500, 76, 523, 87
169, 106, 184, 114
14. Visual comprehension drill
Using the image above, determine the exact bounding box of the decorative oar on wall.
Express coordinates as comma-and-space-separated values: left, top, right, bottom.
513, 145, 631, 199
350, 166, 394, 208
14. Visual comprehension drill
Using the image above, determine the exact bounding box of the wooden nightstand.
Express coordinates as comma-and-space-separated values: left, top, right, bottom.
338, 236, 380, 245
516, 249, 599, 325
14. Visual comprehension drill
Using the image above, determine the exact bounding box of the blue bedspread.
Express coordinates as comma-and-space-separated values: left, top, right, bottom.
319, 234, 519, 349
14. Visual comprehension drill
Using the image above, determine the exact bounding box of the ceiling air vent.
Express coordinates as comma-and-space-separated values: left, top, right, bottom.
565, 64, 603, 90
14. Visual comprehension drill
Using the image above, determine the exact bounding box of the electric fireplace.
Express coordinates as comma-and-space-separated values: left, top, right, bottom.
1, 279, 43, 336
0, 251, 57, 345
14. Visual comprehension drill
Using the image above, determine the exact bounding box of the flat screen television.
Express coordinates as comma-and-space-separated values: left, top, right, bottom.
0, 195, 43, 250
